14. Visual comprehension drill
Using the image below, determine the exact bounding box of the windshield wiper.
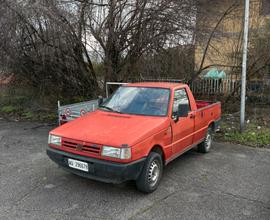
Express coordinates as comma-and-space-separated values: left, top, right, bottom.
99, 105, 122, 114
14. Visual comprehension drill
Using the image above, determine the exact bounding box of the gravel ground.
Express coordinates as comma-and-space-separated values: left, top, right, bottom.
0, 120, 269, 220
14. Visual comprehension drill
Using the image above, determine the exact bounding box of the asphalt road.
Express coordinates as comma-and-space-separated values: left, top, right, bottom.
0, 120, 269, 220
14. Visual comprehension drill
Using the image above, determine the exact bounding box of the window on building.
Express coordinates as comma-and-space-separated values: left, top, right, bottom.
261, 0, 270, 16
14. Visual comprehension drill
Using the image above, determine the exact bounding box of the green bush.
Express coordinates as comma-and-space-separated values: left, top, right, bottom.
1, 105, 18, 113
22, 111, 35, 120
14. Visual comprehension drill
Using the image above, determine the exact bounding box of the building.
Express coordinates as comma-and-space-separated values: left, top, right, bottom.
195, 0, 270, 80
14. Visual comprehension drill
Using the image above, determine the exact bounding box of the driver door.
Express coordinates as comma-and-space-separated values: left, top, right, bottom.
171, 89, 195, 155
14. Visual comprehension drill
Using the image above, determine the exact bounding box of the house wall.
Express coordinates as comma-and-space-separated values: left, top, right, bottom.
195, 0, 270, 79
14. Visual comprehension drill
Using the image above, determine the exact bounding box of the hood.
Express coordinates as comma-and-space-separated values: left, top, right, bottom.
51, 110, 169, 147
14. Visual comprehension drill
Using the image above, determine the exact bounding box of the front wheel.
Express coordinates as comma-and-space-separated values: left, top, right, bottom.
197, 127, 213, 153
136, 152, 163, 193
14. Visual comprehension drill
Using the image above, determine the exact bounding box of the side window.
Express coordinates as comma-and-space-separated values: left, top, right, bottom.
172, 89, 191, 114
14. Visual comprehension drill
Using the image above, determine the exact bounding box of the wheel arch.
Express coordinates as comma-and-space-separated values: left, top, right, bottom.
149, 145, 165, 165
208, 121, 215, 132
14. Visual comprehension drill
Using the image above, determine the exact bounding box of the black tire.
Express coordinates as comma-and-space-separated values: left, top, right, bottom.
197, 127, 213, 153
136, 152, 163, 193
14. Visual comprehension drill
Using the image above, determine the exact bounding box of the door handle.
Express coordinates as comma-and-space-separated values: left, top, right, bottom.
190, 114, 195, 119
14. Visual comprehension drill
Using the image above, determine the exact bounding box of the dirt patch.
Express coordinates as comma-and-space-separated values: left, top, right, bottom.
216, 104, 270, 148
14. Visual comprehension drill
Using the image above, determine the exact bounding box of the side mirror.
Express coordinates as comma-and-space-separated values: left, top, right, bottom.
172, 104, 189, 122
178, 104, 189, 117
98, 95, 103, 106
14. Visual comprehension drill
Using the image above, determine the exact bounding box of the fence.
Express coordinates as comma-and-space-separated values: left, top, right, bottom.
189, 79, 270, 103
136, 77, 269, 98
190, 79, 268, 95
190, 79, 240, 96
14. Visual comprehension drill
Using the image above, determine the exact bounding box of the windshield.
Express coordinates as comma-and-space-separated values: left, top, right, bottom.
100, 86, 170, 116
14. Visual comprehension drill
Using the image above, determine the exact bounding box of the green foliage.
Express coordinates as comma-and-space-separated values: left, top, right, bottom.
13, 96, 29, 105
218, 121, 270, 148
0, 93, 29, 106
224, 129, 270, 147
22, 111, 34, 120
73, 96, 87, 103
1, 105, 17, 113
21, 110, 57, 122
39, 113, 57, 122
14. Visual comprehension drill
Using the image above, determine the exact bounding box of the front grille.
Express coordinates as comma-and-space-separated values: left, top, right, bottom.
63, 141, 77, 149
82, 144, 100, 154
62, 139, 101, 155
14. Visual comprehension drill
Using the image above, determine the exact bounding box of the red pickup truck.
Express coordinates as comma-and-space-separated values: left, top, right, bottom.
47, 82, 221, 193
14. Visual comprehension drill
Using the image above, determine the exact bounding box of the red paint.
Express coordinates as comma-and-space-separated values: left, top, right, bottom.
49, 83, 221, 164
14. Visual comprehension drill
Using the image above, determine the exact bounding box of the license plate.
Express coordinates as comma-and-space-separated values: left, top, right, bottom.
68, 158, 89, 172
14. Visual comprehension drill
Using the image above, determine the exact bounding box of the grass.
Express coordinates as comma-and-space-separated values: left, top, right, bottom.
0, 92, 57, 123
22, 111, 35, 120
0, 85, 93, 123
0, 106, 57, 123
216, 119, 270, 148
1, 105, 18, 113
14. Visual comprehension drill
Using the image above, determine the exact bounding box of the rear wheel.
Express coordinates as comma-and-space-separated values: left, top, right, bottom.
197, 127, 213, 153
136, 152, 163, 193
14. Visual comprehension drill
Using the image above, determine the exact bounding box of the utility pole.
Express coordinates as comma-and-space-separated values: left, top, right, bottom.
240, 0, 250, 133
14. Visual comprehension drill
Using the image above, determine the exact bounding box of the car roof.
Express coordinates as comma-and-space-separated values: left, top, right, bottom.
124, 82, 186, 89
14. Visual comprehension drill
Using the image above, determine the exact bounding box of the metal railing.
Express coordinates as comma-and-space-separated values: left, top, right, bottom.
190, 79, 270, 96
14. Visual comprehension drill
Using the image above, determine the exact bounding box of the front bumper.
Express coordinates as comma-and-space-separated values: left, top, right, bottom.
47, 147, 146, 184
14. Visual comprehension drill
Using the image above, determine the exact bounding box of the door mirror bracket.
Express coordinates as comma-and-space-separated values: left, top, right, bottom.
98, 95, 103, 106
172, 114, 179, 122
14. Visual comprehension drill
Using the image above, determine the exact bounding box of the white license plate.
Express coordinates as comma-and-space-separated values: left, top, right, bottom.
68, 158, 89, 172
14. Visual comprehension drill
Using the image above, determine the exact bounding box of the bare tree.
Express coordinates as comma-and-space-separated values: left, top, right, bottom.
0, 0, 100, 97
0, 0, 197, 96
84, 0, 196, 83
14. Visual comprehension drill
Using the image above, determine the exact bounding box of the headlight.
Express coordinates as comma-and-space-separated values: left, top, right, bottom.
101, 146, 131, 159
48, 134, 62, 146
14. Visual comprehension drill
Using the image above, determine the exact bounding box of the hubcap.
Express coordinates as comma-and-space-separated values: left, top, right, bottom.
205, 133, 212, 150
148, 160, 160, 187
